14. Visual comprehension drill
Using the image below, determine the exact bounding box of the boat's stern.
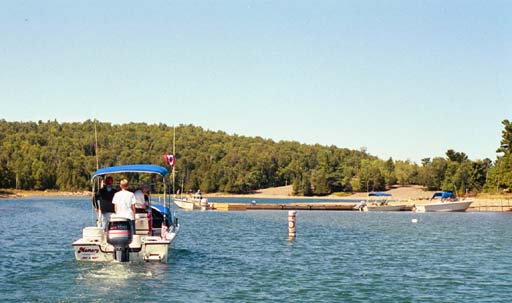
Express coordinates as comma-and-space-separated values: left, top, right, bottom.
72, 227, 113, 261
413, 205, 426, 213
73, 223, 177, 263
141, 236, 171, 262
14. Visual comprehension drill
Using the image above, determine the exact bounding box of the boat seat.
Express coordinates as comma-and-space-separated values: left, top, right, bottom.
135, 214, 149, 235
82, 227, 103, 242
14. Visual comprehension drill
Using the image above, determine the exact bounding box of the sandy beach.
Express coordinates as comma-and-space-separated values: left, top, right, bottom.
0, 189, 90, 199
207, 185, 437, 201
206, 185, 512, 211
0, 185, 501, 201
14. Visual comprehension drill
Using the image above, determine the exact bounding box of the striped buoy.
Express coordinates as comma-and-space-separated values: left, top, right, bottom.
288, 210, 297, 239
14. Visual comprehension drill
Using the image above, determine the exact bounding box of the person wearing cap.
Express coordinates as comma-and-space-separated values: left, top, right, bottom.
134, 184, 150, 213
98, 176, 118, 231
112, 178, 137, 232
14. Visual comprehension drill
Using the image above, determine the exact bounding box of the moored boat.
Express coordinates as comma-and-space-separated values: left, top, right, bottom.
72, 164, 180, 263
354, 192, 407, 211
413, 191, 473, 212
174, 191, 212, 210
365, 203, 407, 211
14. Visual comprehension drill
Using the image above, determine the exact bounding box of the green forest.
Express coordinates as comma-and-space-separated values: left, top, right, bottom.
0, 119, 511, 196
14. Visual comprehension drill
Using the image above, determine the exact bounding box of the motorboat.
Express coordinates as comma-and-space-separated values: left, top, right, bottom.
174, 192, 212, 210
72, 164, 180, 262
413, 191, 473, 212
353, 192, 407, 211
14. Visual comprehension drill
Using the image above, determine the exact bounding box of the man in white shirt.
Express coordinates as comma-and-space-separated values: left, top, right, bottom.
112, 179, 136, 232
134, 184, 149, 213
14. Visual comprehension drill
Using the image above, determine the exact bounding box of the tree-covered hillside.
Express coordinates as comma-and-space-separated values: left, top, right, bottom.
0, 119, 510, 195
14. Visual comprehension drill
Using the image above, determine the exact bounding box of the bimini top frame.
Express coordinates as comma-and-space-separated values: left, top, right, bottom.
91, 164, 169, 179
90, 164, 174, 224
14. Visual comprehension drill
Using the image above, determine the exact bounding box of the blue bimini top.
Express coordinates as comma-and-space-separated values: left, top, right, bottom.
431, 191, 456, 200
151, 204, 172, 218
91, 164, 169, 180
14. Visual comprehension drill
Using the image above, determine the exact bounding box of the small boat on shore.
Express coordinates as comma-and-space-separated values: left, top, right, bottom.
413, 191, 473, 212
72, 164, 180, 263
353, 192, 407, 212
173, 191, 212, 210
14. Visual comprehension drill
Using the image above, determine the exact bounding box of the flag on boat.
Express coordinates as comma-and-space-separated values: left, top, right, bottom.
163, 154, 176, 167
161, 220, 168, 240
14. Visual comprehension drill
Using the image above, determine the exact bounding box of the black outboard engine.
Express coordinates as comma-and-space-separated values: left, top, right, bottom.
107, 217, 133, 262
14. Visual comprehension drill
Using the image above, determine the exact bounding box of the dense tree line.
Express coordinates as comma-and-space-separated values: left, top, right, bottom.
0, 119, 510, 196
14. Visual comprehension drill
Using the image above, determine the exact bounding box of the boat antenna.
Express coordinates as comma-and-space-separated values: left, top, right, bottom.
94, 121, 99, 170
172, 125, 176, 195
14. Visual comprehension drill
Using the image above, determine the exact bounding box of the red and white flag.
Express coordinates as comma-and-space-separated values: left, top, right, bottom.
163, 154, 176, 167
161, 221, 168, 240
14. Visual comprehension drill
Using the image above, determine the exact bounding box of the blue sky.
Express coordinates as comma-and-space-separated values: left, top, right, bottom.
1, 1, 510, 163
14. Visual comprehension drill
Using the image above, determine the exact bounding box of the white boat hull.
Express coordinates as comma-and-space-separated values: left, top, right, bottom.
414, 200, 473, 212
174, 198, 199, 210
174, 197, 211, 210
364, 204, 407, 212
72, 225, 179, 263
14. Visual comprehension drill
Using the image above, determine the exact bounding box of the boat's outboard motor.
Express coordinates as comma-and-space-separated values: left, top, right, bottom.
107, 217, 133, 262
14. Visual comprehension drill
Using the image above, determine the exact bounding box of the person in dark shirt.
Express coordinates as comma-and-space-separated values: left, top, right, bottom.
98, 176, 117, 230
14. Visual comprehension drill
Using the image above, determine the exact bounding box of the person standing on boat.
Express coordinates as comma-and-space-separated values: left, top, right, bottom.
98, 176, 117, 231
112, 179, 137, 232
194, 189, 202, 199
134, 184, 149, 213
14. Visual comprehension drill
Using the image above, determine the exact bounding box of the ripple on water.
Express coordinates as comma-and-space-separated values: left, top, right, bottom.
1, 198, 512, 302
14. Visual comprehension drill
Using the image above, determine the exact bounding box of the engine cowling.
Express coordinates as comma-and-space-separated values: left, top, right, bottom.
107, 217, 133, 262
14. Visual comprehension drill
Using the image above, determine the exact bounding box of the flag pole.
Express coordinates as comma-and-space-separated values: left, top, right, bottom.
172, 125, 176, 195
93, 121, 100, 225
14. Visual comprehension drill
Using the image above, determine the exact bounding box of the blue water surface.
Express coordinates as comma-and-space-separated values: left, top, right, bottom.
0, 197, 511, 302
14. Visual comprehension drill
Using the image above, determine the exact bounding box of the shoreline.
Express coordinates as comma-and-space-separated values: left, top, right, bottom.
2, 186, 511, 202
0, 189, 90, 199
205, 185, 439, 201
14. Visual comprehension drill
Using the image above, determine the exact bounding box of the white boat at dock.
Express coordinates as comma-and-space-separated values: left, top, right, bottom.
72, 164, 180, 263
353, 192, 407, 212
414, 191, 473, 212
173, 191, 212, 210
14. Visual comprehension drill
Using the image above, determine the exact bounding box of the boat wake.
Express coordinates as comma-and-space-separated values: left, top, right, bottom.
76, 263, 154, 281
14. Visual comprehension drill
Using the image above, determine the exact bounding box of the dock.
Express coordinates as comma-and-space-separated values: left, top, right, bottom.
214, 202, 358, 211
211, 199, 512, 212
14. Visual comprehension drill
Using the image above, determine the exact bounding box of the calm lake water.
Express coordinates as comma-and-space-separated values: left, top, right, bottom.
1, 197, 511, 302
